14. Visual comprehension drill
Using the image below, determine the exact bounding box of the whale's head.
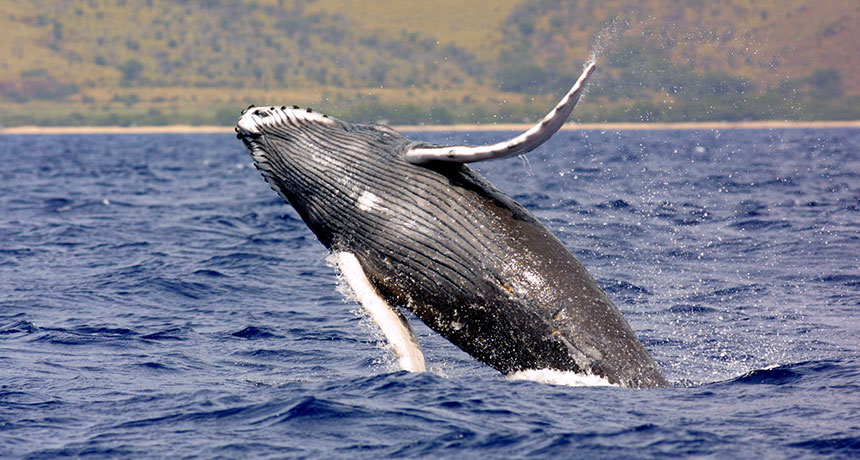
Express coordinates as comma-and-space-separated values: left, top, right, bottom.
236, 105, 414, 248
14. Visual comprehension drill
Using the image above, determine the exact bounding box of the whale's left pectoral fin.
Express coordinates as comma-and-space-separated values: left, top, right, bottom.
333, 252, 426, 372
404, 62, 596, 165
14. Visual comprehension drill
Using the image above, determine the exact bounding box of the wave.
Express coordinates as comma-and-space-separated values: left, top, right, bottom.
723, 359, 850, 386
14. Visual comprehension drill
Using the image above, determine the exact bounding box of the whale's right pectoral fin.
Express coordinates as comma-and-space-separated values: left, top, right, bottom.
403, 62, 596, 164
334, 252, 426, 372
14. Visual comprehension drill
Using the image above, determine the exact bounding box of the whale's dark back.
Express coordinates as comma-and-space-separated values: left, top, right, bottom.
240, 107, 668, 388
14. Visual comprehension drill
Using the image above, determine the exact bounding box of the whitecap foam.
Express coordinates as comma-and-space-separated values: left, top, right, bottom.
506, 369, 616, 387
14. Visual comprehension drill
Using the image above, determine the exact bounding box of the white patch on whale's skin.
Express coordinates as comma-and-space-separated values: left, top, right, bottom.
522, 270, 542, 286
236, 112, 261, 134
356, 191, 381, 213
332, 252, 426, 372
507, 369, 615, 387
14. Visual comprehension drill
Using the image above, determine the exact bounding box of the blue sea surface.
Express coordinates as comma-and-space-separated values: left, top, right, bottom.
1, 128, 858, 459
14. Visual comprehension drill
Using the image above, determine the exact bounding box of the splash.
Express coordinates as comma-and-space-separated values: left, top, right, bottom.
507, 369, 615, 387
587, 16, 630, 67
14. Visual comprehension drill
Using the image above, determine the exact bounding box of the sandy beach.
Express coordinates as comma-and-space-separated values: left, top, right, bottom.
2, 120, 859, 135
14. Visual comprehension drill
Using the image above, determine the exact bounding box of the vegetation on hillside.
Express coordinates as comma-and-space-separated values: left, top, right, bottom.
494, 0, 859, 122
1, 0, 857, 126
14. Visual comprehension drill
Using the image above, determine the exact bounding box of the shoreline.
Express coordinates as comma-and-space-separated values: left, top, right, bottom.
2, 120, 859, 135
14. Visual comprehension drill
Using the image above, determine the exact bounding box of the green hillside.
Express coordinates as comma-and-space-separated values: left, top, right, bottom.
1, 0, 858, 126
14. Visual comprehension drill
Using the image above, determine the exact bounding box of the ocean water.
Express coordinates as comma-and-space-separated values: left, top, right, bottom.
1, 128, 858, 459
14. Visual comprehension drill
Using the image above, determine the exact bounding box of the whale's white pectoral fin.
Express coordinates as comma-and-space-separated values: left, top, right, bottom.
333, 252, 426, 372
404, 62, 596, 165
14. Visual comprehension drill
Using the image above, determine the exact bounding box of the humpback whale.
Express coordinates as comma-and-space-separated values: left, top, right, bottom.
236, 61, 669, 388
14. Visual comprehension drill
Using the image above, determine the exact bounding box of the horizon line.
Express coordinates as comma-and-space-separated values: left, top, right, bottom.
2, 120, 859, 135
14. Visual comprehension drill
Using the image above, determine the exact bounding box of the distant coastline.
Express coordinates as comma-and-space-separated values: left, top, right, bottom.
2, 120, 859, 135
